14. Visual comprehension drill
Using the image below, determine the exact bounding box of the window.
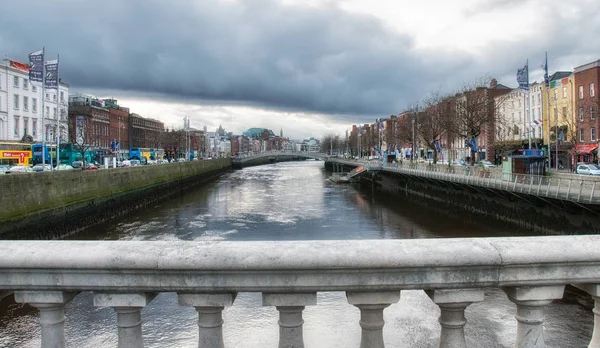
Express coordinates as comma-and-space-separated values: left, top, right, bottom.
32, 98, 37, 113
33, 119, 37, 136
554, 89, 557, 100
14, 117, 19, 136
32, 85, 37, 92
60, 91, 64, 102
46, 93, 49, 100
23, 96, 28, 111
46, 106, 49, 117
23, 117, 28, 136
579, 107, 584, 121
538, 107, 541, 120
13, 94, 19, 109
53, 94, 56, 101
13, 76, 19, 87
563, 87, 567, 98
579, 86, 584, 99
538, 94, 541, 104
554, 108, 558, 122
592, 83, 596, 98
53, 108, 57, 119
22, 78, 28, 90
592, 127, 596, 141
562, 107, 567, 120
580, 128, 585, 142
592, 106, 597, 120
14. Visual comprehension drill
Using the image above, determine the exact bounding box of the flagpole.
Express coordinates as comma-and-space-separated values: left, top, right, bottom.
544, 51, 552, 171
41, 47, 46, 168
527, 59, 532, 150
56, 54, 60, 167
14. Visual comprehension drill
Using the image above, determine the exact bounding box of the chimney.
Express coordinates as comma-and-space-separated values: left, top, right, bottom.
490, 78, 497, 88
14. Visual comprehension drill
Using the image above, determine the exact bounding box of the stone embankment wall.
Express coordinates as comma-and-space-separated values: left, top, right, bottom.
232, 155, 309, 169
0, 159, 231, 239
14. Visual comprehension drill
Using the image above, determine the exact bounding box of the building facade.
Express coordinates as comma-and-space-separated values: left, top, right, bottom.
67, 95, 111, 162
129, 113, 164, 149
103, 99, 130, 160
573, 59, 600, 162
0, 58, 69, 143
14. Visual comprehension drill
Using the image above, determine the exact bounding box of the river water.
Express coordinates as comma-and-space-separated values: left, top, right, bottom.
0, 161, 593, 347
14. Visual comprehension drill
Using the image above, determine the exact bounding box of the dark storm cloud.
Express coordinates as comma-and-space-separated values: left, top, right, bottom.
0, 0, 598, 122
0, 0, 474, 118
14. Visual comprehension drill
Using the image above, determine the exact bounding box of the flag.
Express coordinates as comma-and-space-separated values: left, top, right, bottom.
541, 52, 549, 87
434, 140, 441, 153
517, 61, 529, 91
28, 49, 44, 84
470, 137, 478, 152
10, 60, 30, 72
44, 59, 58, 89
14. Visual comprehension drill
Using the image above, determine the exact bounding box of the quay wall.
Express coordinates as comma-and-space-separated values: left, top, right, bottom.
324, 160, 600, 235
0, 159, 231, 239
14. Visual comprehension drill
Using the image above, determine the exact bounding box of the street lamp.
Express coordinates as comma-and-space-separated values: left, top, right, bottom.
411, 107, 416, 162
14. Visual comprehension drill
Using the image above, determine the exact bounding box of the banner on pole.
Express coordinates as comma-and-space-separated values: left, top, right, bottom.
517, 62, 529, 91
44, 59, 59, 89
28, 49, 44, 84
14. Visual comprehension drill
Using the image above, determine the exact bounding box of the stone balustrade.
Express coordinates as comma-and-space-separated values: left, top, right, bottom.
1, 236, 600, 347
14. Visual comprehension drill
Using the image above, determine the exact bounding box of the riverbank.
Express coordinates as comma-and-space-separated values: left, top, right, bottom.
0, 159, 231, 239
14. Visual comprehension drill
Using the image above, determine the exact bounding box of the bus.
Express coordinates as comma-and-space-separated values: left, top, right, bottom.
129, 148, 157, 163
31, 143, 58, 165
0, 142, 32, 166
59, 143, 93, 165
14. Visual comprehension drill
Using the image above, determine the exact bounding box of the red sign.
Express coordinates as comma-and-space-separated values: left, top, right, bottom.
1, 151, 28, 163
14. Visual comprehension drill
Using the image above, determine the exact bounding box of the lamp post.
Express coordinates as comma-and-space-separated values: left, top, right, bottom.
411, 107, 416, 162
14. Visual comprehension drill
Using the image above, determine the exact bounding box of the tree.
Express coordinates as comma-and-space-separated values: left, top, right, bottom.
447, 76, 510, 165
417, 93, 453, 164
162, 128, 186, 160
69, 115, 99, 165
395, 112, 416, 159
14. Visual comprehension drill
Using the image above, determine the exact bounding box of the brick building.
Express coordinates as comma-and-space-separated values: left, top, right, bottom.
573, 59, 600, 162
103, 99, 130, 159
67, 95, 111, 162
129, 113, 164, 149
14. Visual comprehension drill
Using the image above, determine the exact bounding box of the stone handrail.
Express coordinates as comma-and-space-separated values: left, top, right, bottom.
1, 237, 600, 348
328, 158, 600, 204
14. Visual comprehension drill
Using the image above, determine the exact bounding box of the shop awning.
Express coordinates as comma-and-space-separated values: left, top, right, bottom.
574, 143, 598, 154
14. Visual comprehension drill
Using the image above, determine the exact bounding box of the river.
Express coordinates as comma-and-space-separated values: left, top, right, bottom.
0, 160, 593, 347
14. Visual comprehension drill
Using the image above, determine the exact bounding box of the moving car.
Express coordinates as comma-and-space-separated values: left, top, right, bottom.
71, 161, 83, 169
7, 165, 33, 173
576, 164, 600, 175
55, 164, 74, 171
32, 164, 52, 172
0, 165, 9, 174
476, 160, 495, 168
82, 163, 99, 170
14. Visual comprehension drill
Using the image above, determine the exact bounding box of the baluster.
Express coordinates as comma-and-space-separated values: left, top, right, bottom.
347, 291, 400, 348
262, 293, 317, 348
178, 293, 237, 348
574, 284, 600, 348
93, 292, 157, 348
504, 286, 565, 348
426, 289, 484, 348
14, 291, 77, 348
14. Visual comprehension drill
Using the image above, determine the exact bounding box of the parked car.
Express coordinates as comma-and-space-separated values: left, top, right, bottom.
130, 159, 141, 166
55, 164, 74, 171
8, 165, 33, 173
82, 163, 99, 170
176, 158, 186, 162
576, 164, 600, 175
476, 160, 495, 168
0, 165, 10, 174
71, 161, 83, 169
32, 164, 52, 172
452, 160, 467, 166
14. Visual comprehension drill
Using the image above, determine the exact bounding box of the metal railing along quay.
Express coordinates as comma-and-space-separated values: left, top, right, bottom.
328, 158, 600, 204
0, 237, 599, 348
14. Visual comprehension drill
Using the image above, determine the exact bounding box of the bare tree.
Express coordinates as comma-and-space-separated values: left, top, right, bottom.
69, 115, 99, 165
447, 76, 511, 165
395, 113, 416, 158
417, 93, 453, 164
162, 128, 186, 160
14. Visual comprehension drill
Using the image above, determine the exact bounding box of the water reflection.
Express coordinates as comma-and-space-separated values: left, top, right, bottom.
0, 161, 592, 347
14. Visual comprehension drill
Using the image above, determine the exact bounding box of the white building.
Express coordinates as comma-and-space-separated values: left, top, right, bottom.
527, 82, 544, 140
0, 57, 68, 143
495, 83, 544, 143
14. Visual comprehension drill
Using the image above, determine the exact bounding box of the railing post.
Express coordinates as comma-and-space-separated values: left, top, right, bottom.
537, 176, 542, 195
573, 284, 600, 348
528, 175, 533, 194
14, 291, 77, 348
426, 289, 484, 348
556, 179, 561, 198
591, 182, 597, 204
578, 181, 584, 202
567, 179, 573, 200
262, 293, 317, 348
347, 291, 401, 348
178, 293, 237, 348
545, 178, 551, 197
93, 292, 157, 348
504, 286, 565, 348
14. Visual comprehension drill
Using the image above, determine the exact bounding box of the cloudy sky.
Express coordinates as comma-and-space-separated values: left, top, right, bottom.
1, 0, 599, 139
